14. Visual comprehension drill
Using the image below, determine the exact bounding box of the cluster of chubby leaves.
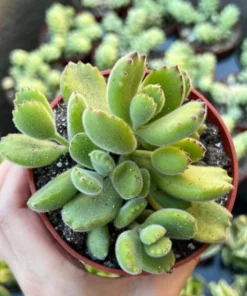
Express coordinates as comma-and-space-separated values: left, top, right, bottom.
0, 52, 233, 275
171, 0, 240, 44
221, 215, 247, 272
95, 7, 165, 70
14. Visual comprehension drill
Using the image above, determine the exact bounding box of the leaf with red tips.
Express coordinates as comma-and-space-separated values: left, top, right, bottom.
107, 52, 147, 124
172, 137, 206, 162
83, 107, 137, 155
71, 167, 103, 195
136, 101, 207, 147
152, 146, 191, 175
187, 201, 232, 243
142, 66, 185, 117
61, 61, 108, 110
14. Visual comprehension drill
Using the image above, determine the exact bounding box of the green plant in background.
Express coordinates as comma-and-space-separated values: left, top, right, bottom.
0, 259, 18, 296
95, 34, 119, 70
95, 7, 165, 70
82, 0, 131, 10
180, 275, 205, 296
168, 0, 200, 25
133, 0, 172, 27
221, 215, 247, 272
172, 0, 240, 45
0, 52, 234, 275
1, 3, 103, 101
232, 275, 247, 296
233, 132, 247, 161
149, 41, 216, 92
240, 38, 247, 68
45, 4, 102, 58
200, 244, 222, 262
209, 280, 239, 296
1, 49, 62, 100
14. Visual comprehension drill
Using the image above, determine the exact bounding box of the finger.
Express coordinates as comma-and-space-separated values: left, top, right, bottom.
0, 164, 30, 209
0, 161, 12, 189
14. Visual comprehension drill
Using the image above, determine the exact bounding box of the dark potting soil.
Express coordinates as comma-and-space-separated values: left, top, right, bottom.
34, 102, 232, 270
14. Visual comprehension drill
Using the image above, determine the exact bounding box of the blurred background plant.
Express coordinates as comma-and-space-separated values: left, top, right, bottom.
171, 0, 241, 49
1, 3, 102, 102
0, 259, 18, 296
1, 0, 247, 295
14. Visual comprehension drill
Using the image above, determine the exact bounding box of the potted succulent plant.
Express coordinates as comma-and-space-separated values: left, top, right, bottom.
0, 52, 238, 276
170, 0, 242, 57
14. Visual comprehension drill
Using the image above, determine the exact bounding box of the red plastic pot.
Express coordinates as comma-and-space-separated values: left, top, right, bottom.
28, 69, 238, 276
177, 24, 242, 58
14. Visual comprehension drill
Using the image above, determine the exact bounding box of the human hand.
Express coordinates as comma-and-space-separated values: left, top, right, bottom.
0, 161, 198, 296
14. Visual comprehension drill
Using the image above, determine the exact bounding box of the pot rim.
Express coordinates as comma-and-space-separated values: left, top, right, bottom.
28, 69, 239, 276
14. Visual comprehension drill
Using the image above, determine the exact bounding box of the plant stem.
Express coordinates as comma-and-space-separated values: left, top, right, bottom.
53, 133, 69, 148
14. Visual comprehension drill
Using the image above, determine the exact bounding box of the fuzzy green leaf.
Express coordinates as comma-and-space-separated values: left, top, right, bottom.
83, 108, 137, 155
89, 150, 115, 177
116, 230, 142, 275
107, 52, 147, 124
142, 247, 175, 274
67, 92, 87, 141
141, 84, 165, 115
87, 225, 110, 260
140, 224, 166, 245
112, 161, 143, 200
62, 178, 122, 231
144, 237, 172, 258
13, 101, 56, 140
28, 170, 77, 212
114, 197, 147, 229
69, 132, 98, 168
172, 138, 206, 162
148, 189, 191, 211
187, 201, 232, 243
61, 62, 108, 110
71, 167, 103, 195
130, 93, 157, 128
143, 209, 197, 240
14, 89, 53, 118
152, 146, 191, 175
152, 165, 233, 202
0, 134, 68, 168
139, 168, 150, 198
136, 101, 207, 147
181, 70, 192, 99
142, 66, 185, 117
